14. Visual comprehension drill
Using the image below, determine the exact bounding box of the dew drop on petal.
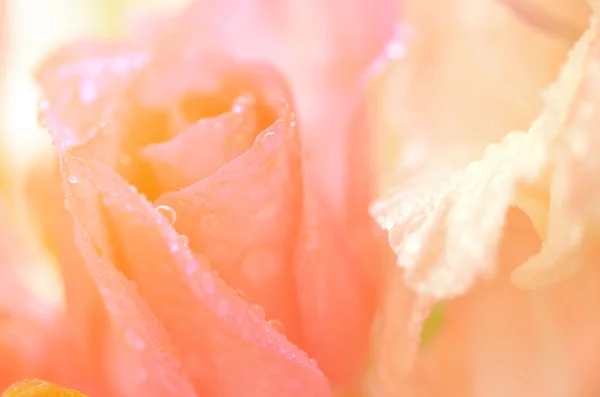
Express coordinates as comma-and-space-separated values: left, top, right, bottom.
267, 319, 285, 333
66, 161, 87, 184
261, 131, 281, 151
248, 304, 265, 323
155, 205, 176, 225
180, 234, 189, 247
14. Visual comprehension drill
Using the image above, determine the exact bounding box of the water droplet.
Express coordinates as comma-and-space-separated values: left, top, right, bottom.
308, 358, 318, 368
66, 161, 87, 184
290, 351, 297, 360
248, 304, 265, 323
155, 205, 176, 225
278, 345, 286, 355
267, 319, 285, 333
180, 234, 189, 247
289, 120, 297, 128
125, 329, 146, 350
201, 271, 215, 294
170, 242, 180, 253
261, 131, 281, 151
232, 94, 255, 113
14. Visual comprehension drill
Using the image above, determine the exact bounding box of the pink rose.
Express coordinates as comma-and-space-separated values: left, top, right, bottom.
1, 0, 395, 396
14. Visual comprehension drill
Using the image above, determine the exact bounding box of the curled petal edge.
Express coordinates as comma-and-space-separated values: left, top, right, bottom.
370, 14, 598, 299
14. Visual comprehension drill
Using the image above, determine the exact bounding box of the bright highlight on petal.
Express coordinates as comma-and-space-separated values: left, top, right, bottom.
2, 380, 87, 397
371, 7, 599, 299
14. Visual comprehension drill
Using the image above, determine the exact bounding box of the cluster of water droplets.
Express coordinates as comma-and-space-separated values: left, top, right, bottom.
163, 231, 315, 367
58, 146, 319, 374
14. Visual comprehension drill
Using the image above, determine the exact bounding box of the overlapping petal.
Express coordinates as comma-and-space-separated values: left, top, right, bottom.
131, 0, 396, 381
369, 0, 600, 395
25, 0, 397, 389
32, 19, 335, 394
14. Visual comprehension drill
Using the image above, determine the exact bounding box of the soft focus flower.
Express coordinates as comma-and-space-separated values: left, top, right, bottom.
5, 0, 600, 396
369, 0, 600, 396
0, 0, 395, 396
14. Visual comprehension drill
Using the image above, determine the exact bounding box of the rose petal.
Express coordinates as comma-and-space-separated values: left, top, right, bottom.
36, 0, 396, 386
294, 185, 378, 382
139, 102, 257, 192
138, 61, 283, 193
39, 43, 330, 393
293, 93, 390, 383
25, 158, 108, 387
0, 204, 100, 393
137, 0, 396, 220
149, 65, 303, 341
70, 217, 197, 397
62, 152, 331, 397
45, 64, 333, 395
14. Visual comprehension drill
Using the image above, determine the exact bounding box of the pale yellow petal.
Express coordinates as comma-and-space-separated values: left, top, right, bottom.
371, 13, 597, 298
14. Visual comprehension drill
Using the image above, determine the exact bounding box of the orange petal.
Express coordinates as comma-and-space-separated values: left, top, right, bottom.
149, 64, 303, 342
69, 216, 197, 397
60, 152, 332, 397
137, 0, 396, 220
25, 157, 108, 386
